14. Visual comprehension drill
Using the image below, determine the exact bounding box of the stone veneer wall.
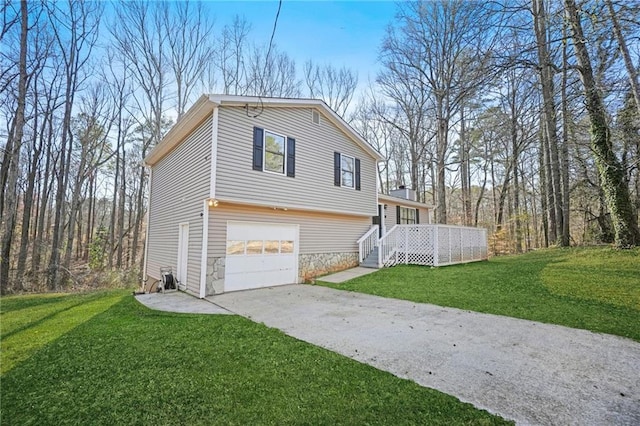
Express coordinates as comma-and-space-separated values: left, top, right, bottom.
206, 257, 225, 295
298, 252, 358, 282
205, 252, 358, 295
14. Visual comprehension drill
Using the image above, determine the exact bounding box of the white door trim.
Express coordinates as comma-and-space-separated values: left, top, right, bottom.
378, 203, 386, 237
177, 222, 189, 290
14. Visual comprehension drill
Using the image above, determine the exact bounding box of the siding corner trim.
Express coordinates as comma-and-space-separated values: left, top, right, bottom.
199, 199, 209, 298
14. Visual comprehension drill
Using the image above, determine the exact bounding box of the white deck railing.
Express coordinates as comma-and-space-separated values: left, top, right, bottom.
359, 224, 488, 268
357, 225, 379, 264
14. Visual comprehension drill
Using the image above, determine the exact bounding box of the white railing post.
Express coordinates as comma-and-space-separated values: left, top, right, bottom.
433, 225, 439, 266
404, 227, 408, 264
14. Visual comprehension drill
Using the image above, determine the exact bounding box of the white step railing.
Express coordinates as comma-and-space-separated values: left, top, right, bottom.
357, 225, 379, 264
378, 225, 399, 267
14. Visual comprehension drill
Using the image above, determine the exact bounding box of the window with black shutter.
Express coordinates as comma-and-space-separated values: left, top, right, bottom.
333, 152, 361, 190
253, 127, 264, 171
286, 137, 295, 177
252, 127, 295, 178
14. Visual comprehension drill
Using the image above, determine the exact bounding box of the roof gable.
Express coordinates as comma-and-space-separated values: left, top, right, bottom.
145, 94, 383, 166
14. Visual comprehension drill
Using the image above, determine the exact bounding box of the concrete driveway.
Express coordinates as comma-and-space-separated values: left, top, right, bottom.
210, 285, 640, 426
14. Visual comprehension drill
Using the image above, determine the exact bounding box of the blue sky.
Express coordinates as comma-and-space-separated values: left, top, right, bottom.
211, 1, 399, 88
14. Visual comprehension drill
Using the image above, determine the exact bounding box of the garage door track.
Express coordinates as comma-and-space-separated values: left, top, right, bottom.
210, 285, 640, 425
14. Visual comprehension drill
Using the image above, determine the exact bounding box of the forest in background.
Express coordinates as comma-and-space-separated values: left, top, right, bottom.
1, 0, 639, 294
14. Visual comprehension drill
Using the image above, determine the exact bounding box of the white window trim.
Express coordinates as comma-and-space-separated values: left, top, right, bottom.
340, 153, 355, 189
262, 129, 287, 176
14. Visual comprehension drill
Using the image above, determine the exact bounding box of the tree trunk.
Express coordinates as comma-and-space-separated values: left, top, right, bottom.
436, 100, 448, 224
117, 147, 126, 268
565, 0, 640, 247
533, 0, 564, 244
16, 109, 43, 284
32, 112, 55, 276
460, 104, 472, 225
511, 111, 522, 253
539, 128, 550, 247
1, 0, 28, 293
560, 21, 571, 246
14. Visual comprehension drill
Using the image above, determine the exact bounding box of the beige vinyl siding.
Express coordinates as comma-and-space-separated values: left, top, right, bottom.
215, 106, 377, 216
208, 203, 371, 256
146, 115, 212, 295
383, 200, 431, 231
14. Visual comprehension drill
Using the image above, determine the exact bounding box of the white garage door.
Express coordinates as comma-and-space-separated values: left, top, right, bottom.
225, 221, 299, 292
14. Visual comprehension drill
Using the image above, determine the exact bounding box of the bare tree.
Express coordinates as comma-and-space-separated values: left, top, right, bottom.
604, 0, 640, 116
46, 0, 101, 289
565, 0, 640, 247
0, 0, 27, 292
304, 61, 357, 116
217, 15, 251, 95
163, 1, 215, 119
532, 0, 568, 246
247, 46, 300, 97
62, 86, 114, 272
381, 0, 498, 223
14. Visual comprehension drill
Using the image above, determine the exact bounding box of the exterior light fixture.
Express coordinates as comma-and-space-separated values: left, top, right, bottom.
207, 198, 219, 207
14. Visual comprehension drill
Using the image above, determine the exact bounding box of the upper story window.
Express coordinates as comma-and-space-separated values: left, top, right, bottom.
264, 131, 286, 174
341, 155, 355, 188
253, 127, 295, 178
334, 152, 361, 190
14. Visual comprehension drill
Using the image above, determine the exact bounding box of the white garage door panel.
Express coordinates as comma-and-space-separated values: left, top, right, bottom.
227, 222, 297, 241
225, 222, 298, 292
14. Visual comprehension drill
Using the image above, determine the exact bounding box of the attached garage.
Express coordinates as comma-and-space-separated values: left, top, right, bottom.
224, 221, 299, 292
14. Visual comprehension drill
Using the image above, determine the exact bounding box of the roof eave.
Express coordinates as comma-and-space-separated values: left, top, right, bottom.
378, 193, 433, 209
144, 95, 214, 166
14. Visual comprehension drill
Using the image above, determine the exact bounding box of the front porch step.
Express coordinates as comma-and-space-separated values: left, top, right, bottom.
360, 247, 381, 269
360, 262, 380, 269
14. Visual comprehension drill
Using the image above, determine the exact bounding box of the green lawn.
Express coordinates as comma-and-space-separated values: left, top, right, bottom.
320, 247, 640, 341
1, 291, 508, 425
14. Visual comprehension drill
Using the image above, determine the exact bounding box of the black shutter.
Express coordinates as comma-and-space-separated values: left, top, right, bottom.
252, 127, 264, 171
416, 209, 420, 224
396, 205, 401, 224
355, 158, 361, 190
334, 152, 341, 186
286, 137, 295, 177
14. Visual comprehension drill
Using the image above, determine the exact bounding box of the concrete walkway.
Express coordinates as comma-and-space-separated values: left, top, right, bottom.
318, 266, 379, 283
136, 291, 232, 315
210, 285, 640, 426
